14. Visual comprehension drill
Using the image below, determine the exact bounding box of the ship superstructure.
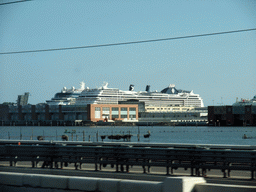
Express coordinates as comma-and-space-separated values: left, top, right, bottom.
75, 82, 204, 108
46, 82, 85, 105
233, 95, 256, 106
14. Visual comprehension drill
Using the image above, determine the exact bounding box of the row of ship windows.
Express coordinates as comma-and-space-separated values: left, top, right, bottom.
95, 114, 136, 119
147, 108, 190, 110
95, 107, 136, 112
110, 115, 136, 118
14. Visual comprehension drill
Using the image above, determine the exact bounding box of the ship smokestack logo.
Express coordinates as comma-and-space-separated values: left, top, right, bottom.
146, 85, 150, 92
129, 84, 134, 91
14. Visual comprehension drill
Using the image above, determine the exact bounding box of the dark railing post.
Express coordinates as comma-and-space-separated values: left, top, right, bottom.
190, 160, 194, 176
166, 160, 170, 175
171, 160, 174, 174
95, 158, 98, 171
55, 162, 58, 169
98, 156, 102, 171
120, 160, 124, 172
223, 169, 227, 178
115, 148, 119, 172
196, 165, 200, 177
95, 149, 98, 171
222, 162, 227, 178
50, 151, 53, 169
116, 158, 119, 172
148, 159, 151, 173
142, 156, 146, 174
126, 160, 129, 173
228, 169, 231, 178
202, 168, 207, 177
251, 163, 254, 180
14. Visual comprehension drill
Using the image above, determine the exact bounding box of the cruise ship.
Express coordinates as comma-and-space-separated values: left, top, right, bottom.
74, 82, 204, 107
233, 95, 256, 106
46, 82, 85, 105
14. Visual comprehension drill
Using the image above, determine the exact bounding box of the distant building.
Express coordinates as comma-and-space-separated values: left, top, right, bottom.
208, 95, 256, 126
118, 100, 145, 112
88, 104, 138, 122
0, 103, 139, 124
140, 108, 207, 123
0, 104, 9, 121
0, 101, 208, 125
17, 92, 29, 106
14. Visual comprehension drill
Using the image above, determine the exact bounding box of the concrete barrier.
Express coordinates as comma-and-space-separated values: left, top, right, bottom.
0, 185, 67, 192
98, 178, 121, 192
1, 171, 256, 192
69, 176, 100, 191
0, 172, 163, 192
0, 172, 23, 186
119, 180, 162, 192
195, 183, 256, 192
163, 177, 206, 192
40, 175, 69, 189
22, 174, 42, 187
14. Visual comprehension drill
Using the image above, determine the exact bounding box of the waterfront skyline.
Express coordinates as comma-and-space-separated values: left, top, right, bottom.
0, 0, 255, 106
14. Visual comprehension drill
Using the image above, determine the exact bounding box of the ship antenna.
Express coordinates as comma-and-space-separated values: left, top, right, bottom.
102, 82, 108, 89
80, 81, 85, 90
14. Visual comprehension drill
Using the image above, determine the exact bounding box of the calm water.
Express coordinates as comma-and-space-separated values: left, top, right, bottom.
1, 126, 256, 145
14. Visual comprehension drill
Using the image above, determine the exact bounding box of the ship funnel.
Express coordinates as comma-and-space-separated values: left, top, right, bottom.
146, 85, 150, 92
129, 84, 134, 91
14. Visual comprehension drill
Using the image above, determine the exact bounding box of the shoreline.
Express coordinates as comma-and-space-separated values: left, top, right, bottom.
1, 121, 208, 127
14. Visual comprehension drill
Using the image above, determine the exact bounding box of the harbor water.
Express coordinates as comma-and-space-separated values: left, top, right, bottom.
1, 126, 256, 145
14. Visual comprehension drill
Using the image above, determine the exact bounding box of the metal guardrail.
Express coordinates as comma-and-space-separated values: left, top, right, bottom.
0, 141, 256, 179
1, 139, 256, 149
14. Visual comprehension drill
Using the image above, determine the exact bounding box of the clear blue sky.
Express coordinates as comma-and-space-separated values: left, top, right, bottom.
0, 0, 255, 106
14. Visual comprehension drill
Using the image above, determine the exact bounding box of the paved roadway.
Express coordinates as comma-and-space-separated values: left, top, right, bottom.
1, 161, 256, 187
